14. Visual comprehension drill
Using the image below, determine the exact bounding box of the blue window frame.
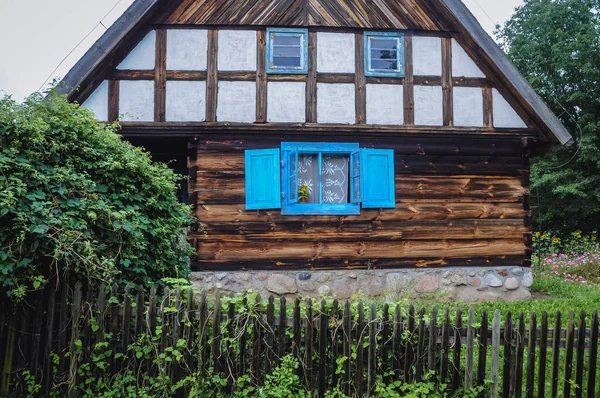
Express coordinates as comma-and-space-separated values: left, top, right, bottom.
364, 32, 405, 77
266, 28, 308, 74
245, 143, 396, 215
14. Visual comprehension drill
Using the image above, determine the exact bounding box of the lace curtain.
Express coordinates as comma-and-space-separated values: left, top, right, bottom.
298, 154, 349, 204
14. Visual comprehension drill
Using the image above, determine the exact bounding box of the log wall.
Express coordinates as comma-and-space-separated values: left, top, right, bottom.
189, 133, 531, 271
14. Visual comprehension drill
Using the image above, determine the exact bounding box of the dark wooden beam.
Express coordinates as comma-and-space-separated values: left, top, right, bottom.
206, 29, 218, 122
403, 35, 414, 125
217, 71, 256, 82
166, 71, 207, 80
355, 32, 366, 124
112, 70, 154, 80
154, 29, 167, 122
366, 77, 405, 85
317, 74, 356, 84
267, 75, 307, 82
442, 37, 453, 126
108, 80, 119, 122
306, 31, 317, 123
256, 29, 267, 123
483, 86, 493, 128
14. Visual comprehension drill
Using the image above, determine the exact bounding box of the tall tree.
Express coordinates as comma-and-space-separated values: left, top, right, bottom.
498, 0, 600, 233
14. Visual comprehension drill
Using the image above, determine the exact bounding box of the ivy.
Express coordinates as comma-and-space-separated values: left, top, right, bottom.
0, 91, 194, 300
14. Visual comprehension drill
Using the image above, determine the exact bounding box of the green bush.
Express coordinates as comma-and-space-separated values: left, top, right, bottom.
0, 92, 194, 300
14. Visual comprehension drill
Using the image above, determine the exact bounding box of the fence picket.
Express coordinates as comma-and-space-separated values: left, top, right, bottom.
135, 286, 144, 337
392, 304, 403, 379
43, 287, 57, 394
503, 311, 513, 398
452, 308, 463, 392
588, 311, 599, 398
238, 296, 247, 378
441, 308, 450, 384
342, 301, 351, 397
319, 300, 329, 398
265, 296, 275, 376
382, 303, 390, 381
477, 310, 489, 395
539, 312, 548, 398
368, 303, 377, 395
491, 310, 501, 398
429, 307, 438, 374
515, 312, 525, 397
252, 293, 262, 384
109, 283, 120, 374
356, 301, 365, 396
465, 308, 475, 390
305, 298, 314, 389
279, 296, 287, 359
331, 299, 340, 390
404, 305, 415, 383
122, 286, 132, 356
526, 312, 537, 398
416, 307, 426, 382
551, 311, 562, 398
575, 311, 586, 398
68, 282, 83, 394
564, 311, 575, 398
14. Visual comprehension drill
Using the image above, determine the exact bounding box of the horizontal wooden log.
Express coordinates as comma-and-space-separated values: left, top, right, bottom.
196, 239, 526, 261
191, 255, 528, 271
196, 203, 527, 223
317, 74, 355, 84
266, 74, 307, 82
112, 70, 154, 80
167, 71, 207, 80
218, 71, 256, 81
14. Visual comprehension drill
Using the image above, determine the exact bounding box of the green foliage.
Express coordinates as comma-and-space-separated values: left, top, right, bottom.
0, 91, 194, 300
498, 0, 600, 233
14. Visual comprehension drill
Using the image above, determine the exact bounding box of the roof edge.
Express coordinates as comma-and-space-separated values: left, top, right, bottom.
440, 0, 573, 146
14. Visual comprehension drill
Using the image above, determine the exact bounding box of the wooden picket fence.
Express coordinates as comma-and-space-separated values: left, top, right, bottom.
1, 281, 599, 397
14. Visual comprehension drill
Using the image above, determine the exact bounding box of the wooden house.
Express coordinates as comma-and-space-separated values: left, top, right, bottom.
61, 0, 572, 296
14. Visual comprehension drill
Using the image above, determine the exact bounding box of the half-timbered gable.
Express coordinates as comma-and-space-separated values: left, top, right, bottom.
62, 0, 572, 295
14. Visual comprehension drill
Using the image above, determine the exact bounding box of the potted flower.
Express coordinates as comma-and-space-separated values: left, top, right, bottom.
298, 183, 310, 203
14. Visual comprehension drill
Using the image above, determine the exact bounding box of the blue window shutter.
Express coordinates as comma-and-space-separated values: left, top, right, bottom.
350, 150, 361, 203
360, 149, 395, 208
245, 149, 282, 210
285, 148, 299, 204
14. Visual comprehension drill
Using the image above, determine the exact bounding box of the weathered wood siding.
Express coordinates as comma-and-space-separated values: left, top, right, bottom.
189, 134, 531, 271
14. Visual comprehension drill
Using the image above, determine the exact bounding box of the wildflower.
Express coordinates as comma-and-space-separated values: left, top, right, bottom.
553, 238, 559, 244
542, 234, 548, 239
593, 236, 597, 241
535, 232, 541, 237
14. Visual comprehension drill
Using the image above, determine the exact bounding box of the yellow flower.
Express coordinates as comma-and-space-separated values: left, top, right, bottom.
552, 238, 559, 244
542, 234, 548, 239
535, 232, 541, 237
574, 231, 581, 238
532, 236, 537, 242
593, 236, 597, 241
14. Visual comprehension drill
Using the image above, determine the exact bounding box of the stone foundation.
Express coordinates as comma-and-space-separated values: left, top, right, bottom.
190, 267, 533, 302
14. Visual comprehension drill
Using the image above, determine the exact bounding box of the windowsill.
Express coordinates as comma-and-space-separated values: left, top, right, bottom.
281, 203, 360, 216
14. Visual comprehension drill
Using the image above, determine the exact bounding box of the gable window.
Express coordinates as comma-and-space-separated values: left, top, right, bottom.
364, 32, 405, 77
245, 143, 395, 215
266, 28, 308, 74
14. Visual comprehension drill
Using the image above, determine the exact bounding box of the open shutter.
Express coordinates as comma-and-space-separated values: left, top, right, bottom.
350, 150, 361, 203
360, 149, 395, 208
285, 148, 299, 204
245, 148, 282, 210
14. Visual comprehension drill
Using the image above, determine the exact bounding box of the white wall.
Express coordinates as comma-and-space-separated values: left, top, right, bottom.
453, 87, 483, 127
217, 81, 256, 123
317, 32, 355, 74
82, 80, 108, 121
218, 30, 257, 71
167, 30, 208, 71
452, 39, 485, 78
117, 31, 156, 70
166, 81, 206, 122
413, 36, 442, 76
317, 83, 355, 124
493, 89, 527, 128
119, 80, 154, 122
267, 82, 306, 123
414, 85, 443, 126
366, 84, 403, 125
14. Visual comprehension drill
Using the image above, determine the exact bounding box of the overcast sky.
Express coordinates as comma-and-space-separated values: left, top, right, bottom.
0, 0, 524, 101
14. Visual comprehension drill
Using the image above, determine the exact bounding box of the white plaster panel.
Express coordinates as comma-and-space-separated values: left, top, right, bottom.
414, 85, 443, 126
452, 39, 485, 78
218, 30, 257, 71
117, 31, 156, 70
82, 81, 108, 121
267, 82, 305, 123
167, 30, 208, 71
317, 32, 355, 73
317, 83, 355, 124
453, 87, 483, 127
366, 84, 403, 125
493, 89, 527, 128
413, 36, 442, 76
217, 81, 256, 123
166, 81, 206, 122
119, 81, 154, 122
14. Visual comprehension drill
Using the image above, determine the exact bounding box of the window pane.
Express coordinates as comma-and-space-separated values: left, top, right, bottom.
273, 57, 302, 67
371, 49, 397, 60
370, 38, 398, 50
371, 59, 398, 71
273, 46, 301, 57
273, 35, 301, 46
298, 155, 318, 204
322, 155, 350, 204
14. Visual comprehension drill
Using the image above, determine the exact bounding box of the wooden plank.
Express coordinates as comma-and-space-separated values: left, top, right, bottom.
404, 305, 414, 382
551, 311, 561, 398
135, 287, 144, 336
564, 311, 575, 398
441, 308, 450, 384
588, 311, 598, 398
121, 286, 132, 356
317, 73, 355, 84
252, 294, 262, 384
342, 301, 351, 396
198, 290, 208, 377
217, 71, 256, 81
331, 300, 340, 390
166, 70, 207, 80
319, 300, 328, 397
212, 292, 223, 373
483, 87, 493, 128
238, 296, 247, 377
575, 311, 586, 398
368, 303, 377, 394
539, 312, 548, 398
226, 296, 235, 392
355, 302, 365, 395
108, 80, 120, 122
355, 32, 366, 124
171, 289, 182, 384
306, 31, 317, 123
514, 313, 525, 397
381, 303, 390, 383
206, 29, 218, 122
265, 296, 274, 376
154, 29, 167, 122
491, 310, 501, 398
442, 37, 453, 126
293, 298, 301, 371
68, 282, 83, 392
278, 296, 287, 359
403, 35, 414, 125
184, 288, 195, 371
256, 29, 267, 123
477, 310, 489, 395
502, 311, 513, 398
305, 298, 314, 389
465, 308, 475, 389
43, 288, 57, 394
526, 312, 537, 398
393, 305, 403, 379
428, 307, 438, 373
451, 308, 462, 391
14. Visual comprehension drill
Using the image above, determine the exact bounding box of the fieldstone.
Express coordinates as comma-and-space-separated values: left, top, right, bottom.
385, 273, 412, 293
298, 272, 311, 281
478, 270, 486, 277
267, 274, 298, 295
442, 271, 467, 286
331, 278, 356, 299
505, 277, 520, 291
512, 268, 524, 277
349, 273, 358, 279
484, 274, 503, 288
318, 285, 331, 297
317, 274, 331, 283
205, 276, 213, 283
234, 273, 252, 283
298, 281, 316, 292
469, 271, 477, 277
215, 282, 223, 289
523, 272, 534, 288
469, 278, 482, 288
216, 272, 228, 281
257, 272, 269, 281
414, 275, 439, 293
497, 268, 509, 277
363, 280, 384, 296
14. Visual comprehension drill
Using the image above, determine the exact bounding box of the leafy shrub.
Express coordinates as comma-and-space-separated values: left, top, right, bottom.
0, 92, 193, 299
